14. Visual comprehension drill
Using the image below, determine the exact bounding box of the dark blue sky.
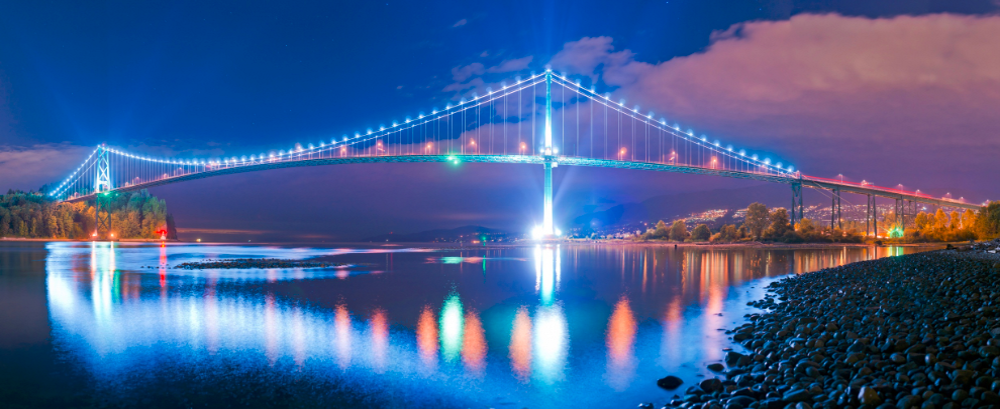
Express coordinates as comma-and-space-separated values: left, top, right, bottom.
2, 0, 998, 240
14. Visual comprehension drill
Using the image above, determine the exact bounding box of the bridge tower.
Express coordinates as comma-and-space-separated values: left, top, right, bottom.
790, 182, 803, 227
94, 144, 113, 240
541, 69, 557, 238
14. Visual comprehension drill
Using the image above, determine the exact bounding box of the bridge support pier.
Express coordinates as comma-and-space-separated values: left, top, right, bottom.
867, 194, 877, 238
831, 188, 841, 230
93, 145, 113, 240
894, 197, 913, 235
790, 182, 803, 227
543, 160, 554, 236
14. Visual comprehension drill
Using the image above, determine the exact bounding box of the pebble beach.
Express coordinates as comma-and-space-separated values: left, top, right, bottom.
654, 239, 1000, 409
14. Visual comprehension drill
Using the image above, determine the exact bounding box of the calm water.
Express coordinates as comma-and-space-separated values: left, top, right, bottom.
0, 242, 937, 408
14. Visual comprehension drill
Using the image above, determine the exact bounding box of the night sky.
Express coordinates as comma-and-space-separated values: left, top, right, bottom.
2, 0, 998, 240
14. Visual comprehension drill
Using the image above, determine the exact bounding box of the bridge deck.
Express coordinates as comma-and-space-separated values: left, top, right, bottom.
62, 154, 982, 210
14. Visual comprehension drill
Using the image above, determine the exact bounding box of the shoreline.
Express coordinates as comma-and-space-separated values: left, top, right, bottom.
651, 239, 1000, 409
0, 236, 967, 251
0, 237, 180, 243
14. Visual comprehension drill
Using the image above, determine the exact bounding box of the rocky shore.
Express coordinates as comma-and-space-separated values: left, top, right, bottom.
171, 258, 345, 270
653, 239, 1000, 409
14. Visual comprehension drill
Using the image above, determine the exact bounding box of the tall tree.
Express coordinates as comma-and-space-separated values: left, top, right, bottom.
691, 224, 711, 241
934, 209, 950, 231
975, 202, 1000, 239
652, 220, 669, 239
669, 220, 687, 242
744, 202, 769, 239
768, 208, 792, 238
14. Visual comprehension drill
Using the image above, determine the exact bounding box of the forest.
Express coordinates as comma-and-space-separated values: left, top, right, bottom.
0, 189, 177, 240
636, 201, 1000, 244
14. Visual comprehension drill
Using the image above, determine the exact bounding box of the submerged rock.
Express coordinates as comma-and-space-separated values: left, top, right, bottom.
656, 375, 683, 390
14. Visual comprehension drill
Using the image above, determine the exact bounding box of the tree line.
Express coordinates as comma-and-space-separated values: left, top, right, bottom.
0, 189, 177, 239
636, 201, 1000, 243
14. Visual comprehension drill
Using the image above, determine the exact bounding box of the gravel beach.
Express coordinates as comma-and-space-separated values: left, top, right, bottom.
654, 239, 1000, 409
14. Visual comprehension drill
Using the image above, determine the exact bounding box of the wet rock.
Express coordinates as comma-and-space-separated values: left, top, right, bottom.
783, 389, 811, 402
897, 395, 921, 408
952, 370, 975, 386
700, 378, 723, 393
656, 375, 683, 390
725, 351, 745, 366
982, 391, 1000, 405
859, 386, 882, 406
707, 363, 725, 372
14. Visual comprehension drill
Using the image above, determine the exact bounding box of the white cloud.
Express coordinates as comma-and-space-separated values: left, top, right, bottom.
452, 19, 467, 28
0, 144, 94, 192
549, 14, 1000, 198
487, 56, 534, 73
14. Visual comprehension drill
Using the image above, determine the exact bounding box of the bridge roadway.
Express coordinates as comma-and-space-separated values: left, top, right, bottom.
62, 154, 982, 211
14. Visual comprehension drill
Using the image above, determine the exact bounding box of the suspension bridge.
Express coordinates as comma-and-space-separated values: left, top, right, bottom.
47, 70, 983, 240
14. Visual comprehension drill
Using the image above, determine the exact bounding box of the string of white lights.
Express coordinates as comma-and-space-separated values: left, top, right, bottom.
48, 148, 99, 197
91, 73, 547, 170
549, 73, 794, 175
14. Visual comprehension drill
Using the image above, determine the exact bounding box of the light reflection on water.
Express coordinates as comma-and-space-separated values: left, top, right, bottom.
29, 242, 934, 408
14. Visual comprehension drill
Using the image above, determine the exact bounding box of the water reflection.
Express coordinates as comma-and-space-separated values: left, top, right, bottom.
509, 306, 532, 381
33, 242, 937, 408
606, 296, 637, 390
462, 310, 487, 374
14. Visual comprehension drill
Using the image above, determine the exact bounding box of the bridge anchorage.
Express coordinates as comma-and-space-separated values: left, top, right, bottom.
46, 70, 983, 241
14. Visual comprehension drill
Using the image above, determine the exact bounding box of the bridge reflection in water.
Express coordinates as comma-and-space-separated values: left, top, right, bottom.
43, 242, 929, 407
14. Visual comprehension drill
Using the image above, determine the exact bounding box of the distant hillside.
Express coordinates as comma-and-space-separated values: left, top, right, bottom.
570, 184, 818, 229
364, 225, 516, 242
